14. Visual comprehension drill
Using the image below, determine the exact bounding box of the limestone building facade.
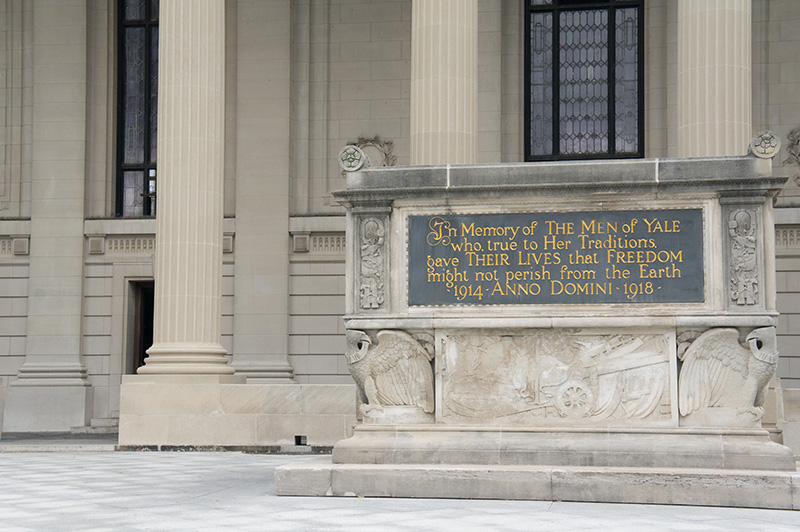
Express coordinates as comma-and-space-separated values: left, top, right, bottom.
1, 0, 800, 439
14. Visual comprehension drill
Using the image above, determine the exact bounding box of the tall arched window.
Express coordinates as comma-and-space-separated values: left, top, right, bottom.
525, 0, 643, 160
117, 0, 158, 217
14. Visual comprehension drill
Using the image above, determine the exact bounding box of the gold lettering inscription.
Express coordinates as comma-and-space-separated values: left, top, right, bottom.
416, 211, 695, 303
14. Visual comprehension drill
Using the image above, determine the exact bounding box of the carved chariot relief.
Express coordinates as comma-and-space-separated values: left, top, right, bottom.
345, 329, 435, 423
439, 330, 673, 426
678, 327, 778, 427
728, 209, 759, 306
358, 217, 387, 310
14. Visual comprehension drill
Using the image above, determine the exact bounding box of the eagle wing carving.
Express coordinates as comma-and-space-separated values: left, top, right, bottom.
678, 328, 749, 416
370, 330, 434, 413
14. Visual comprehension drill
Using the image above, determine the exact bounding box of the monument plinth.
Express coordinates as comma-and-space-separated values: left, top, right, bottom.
276, 156, 799, 509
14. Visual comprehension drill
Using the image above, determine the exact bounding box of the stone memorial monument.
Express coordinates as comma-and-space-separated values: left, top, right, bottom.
276, 149, 799, 509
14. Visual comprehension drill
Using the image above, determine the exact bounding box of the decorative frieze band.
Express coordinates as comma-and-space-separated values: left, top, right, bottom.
105, 237, 156, 255
776, 225, 800, 250
291, 232, 346, 255
0, 236, 30, 256
87, 234, 235, 256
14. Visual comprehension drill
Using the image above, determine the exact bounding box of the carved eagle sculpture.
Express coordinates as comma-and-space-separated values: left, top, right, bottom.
345, 330, 434, 416
678, 327, 779, 419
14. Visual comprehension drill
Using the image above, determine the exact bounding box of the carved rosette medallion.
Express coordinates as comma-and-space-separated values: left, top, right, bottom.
339, 136, 397, 177
728, 209, 758, 306
749, 130, 781, 159
359, 217, 386, 310
338, 145, 368, 173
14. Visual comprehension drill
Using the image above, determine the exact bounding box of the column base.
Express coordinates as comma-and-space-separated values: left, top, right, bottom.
3, 384, 93, 432
138, 343, 235, 375
236, 369, 296, 383
232, 356, 296, 383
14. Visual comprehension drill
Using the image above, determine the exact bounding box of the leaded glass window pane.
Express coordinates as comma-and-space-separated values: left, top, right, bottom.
117, 0, 158, 217
150, 27, 158, 165
559, 9, 609, 155
123, 27, 146, 165
525, 0, 643, 161
123, 171, 145, 217
614, 7, 639, 154
529, 13, 553, 157
124, 0, 145, 21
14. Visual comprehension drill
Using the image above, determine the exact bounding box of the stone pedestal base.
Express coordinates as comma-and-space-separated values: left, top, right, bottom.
276, 424, 798, 507
332, 425, 796, 471
118, 376, 357, 447
276, 457, 800, 509
2, 385, 92, 432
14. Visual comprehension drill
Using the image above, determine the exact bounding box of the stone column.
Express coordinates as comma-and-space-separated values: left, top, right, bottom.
3, 0, 93, 432
677, 0, 751, 157
410, 0, 478, 165
138, 0, 232, 375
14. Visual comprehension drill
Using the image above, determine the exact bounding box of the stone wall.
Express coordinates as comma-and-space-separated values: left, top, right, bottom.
288, 219, 349, 384
776, 224, 800, 388
0, 233, 28, 392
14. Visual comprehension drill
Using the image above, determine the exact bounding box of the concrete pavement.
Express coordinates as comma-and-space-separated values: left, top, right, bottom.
0, 447, 798, 531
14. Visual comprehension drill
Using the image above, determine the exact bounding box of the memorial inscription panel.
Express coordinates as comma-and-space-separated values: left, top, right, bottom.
408, 209, 704, 305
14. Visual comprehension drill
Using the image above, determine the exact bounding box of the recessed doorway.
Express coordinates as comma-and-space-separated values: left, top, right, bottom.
129, 281, 154, 373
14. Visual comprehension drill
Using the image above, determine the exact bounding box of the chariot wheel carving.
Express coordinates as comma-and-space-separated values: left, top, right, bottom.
555, 380, 594, 418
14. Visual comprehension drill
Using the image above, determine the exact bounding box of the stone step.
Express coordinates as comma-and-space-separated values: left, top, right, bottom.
275, 456, 800, 509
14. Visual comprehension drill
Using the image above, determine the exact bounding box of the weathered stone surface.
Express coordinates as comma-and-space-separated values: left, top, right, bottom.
119, 378, 357, 447
330, 425, 796, 471
285, 157, 798, 506
275, 457, 800, 509
438, 329, 674, 426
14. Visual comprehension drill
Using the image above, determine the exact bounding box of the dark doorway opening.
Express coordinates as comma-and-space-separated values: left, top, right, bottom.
132, 281, 154, 371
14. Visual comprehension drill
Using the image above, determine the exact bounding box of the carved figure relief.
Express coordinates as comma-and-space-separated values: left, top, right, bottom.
678, 327, 778, 424
440, 330, 672, 425
783, 127, 800, 166
359, 217, 385, 309
728, 209, 758, 305
345, 329, 434, 418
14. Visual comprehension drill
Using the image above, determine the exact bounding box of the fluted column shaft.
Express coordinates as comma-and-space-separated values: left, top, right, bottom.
140, 0, 232, 375
410, 0, 477, 165
677, 0, 751, 157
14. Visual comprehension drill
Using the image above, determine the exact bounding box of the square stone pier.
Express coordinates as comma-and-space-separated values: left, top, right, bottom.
276, 156, 799, 509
